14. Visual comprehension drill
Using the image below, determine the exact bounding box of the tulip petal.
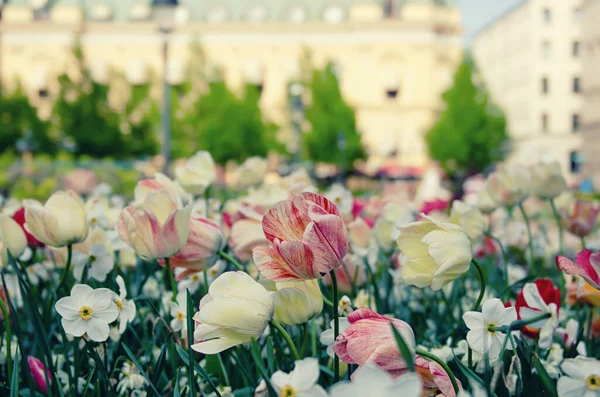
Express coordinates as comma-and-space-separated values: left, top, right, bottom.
557, 252, 600, 289
262, 200, 309, 243
253, 245, 309, 281
301, 192, 341, 216
24, 201, 61, 247
303, 215, 348, 274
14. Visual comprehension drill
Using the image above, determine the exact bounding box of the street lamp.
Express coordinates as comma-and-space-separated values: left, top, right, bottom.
288, 82, 304, 164
153, 0, 177, 173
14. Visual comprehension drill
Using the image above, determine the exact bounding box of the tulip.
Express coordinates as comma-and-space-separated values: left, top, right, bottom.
476, 186, 498, 214
530, 162, 567, 200
0, 214, 27, 266
333, 308, 416, 377
175, 151, 217, 195
563, 200, 599, 238
62, 169, 97, 195
420, 199, 449, 216
23, 190, 89, 248
117, 189, 192, 260
347, 217, 372, 250
415, 356, 460, 397
373, 203, 414, 250
134, 172, 190, 207
12, 207, 44, 248
271, 279, 323, 325
449, 200, 486, 242
28, 356, 51, 393
230, 218, 269, 261
557, 249, 600, 289
397, 214, 472, 291
252, 192, 348, 281
322, 254, 367, 294
234, 156, 268, 189
192, 271, 274, 354
163, 216, 226, 278
485, 164, 530, 207
515, 278, 561, 338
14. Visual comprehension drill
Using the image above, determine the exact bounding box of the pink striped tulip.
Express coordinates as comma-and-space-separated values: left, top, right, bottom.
333, 308, 416, 376
118, 189, 192, 260
165, 216, 226, 279
28, 356, 51, 393
415, 356, 460, 397
134, 172, 190, 207
557, 249, 600, 290
563, 200, 600, 238
252, 192, 348, 281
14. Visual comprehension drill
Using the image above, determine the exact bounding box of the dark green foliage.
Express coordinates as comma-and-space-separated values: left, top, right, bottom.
303, 63, 366, 166
425, 59, 509, 178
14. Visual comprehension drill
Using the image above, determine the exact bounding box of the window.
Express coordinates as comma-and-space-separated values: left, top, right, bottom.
541, 40, 552, 59
386, 89, 398, 99
573, 77, 581, 93
543, 8, 551, 24
38, 88, 49, 99
573, 41, 581, 57
572, 113, 581, 132
570, 151, 583, 173
541, 113, 549, 133
541, 77, 549, 94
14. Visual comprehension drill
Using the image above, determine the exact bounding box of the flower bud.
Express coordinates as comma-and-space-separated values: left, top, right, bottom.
271, 279, 323, 325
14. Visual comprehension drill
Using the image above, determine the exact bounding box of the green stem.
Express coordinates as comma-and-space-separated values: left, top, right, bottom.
331, 269, 340, 382
322, 295, 334, 307
300, 323, 309, 358
581, 237, 587, 250
489, 312, 552, 333
0, 297, 12, 382
415, 348, 460, 394
518, 203, 535, 267
56, 244, 73, 292
471, 258, 486, 311
218, 250, 244, 271
486, 233, 509, 294
218, 353, 231, 387
164, 258, 177, 302
549, 199, 564, 255
270, 319, 300, 361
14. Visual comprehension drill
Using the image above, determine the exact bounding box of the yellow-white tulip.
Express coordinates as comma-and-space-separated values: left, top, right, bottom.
397, 214, 472, 291
234, 156, 268, 189
476, 186, 498, 214
484, 164, 530, 207
271, 279, 323, 326
175, 151, 217, 195
0, 214, 27, 266
192, 271, 274, 354
23, 190, 89, 247
530, 162, 567, 200
449, 200, 487, 242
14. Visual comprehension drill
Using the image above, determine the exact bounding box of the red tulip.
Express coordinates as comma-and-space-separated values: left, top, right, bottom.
12, 207, 44, 248
28, 356, 51, 393
333, 308, 415, 377
252, 192, 348, 281
515, 278, 561, 338
557, 249, 600, 290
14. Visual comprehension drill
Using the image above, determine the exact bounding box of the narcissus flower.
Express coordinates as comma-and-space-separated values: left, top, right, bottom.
192, 271, 274, 354
463, 298, 516, 360
531, 162, 567, 200
252, 192, 348, 281
330, 365, 422, 397
397, 215, 472, 291
117, 189, 192, 260
271, 358, 328, 397
515, 279, 560, 343
271, 279, 323, 326
24, 190, 89, 247
113, 276, 136, 334
0, 214, 27, 267
175, 151, 217, 195
72, 243, 114, 282
55, 284, 119, 342
12, 207, 44, 248
333, 308, 416, 376
557, 249, 600, 290
557, 356, 600, 397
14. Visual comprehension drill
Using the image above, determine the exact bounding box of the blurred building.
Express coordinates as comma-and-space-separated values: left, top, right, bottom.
472, 0, 584, 182
0, 0, 462, 169
582, 0, 600, 187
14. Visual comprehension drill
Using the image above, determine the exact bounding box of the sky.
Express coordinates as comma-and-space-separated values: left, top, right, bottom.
457, 0, 524, 42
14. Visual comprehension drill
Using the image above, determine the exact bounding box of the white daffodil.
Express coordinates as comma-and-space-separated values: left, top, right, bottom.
330, 365, 422, 397
55, 284, 119, 342
463, 298, 517, 360
271, 358, 328, 397
169, 292, 188, 332
117, 361, 148, 395
558, 356, 600, 397
113, 275, 136, 334
177, 260, 226, 295
518, 282, 559, 349
86, 201, 111, 229
320, 317, 351, 358
325, 183, 353, 215
25, 262, 50, 285
72, 244, 114, 282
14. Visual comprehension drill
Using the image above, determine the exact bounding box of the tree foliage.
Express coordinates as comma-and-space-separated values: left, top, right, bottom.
425, 59, 509, 178
302, 63, 366, 167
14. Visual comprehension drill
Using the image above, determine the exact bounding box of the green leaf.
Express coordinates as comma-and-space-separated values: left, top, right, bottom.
121, 343, 161, 396
249, 339, 276, 396
532, 355, 558, 397
266, 337, 275, 374
81, 366, 96, 397
186, 289, 198, 397
151, 336, 170, 386
174, 344, 222, 397
173, 369, 181, 397
10, 354, 19, 397
390, 323, 415, 372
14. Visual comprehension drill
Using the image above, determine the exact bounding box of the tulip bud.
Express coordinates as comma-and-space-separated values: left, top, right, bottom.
28, 356, 51, 393
23, 190, 89, 247
449, 200, 487, 242
0, 214, 27, 266
175, 151, 217, 195
530, 162, 567, 200
485, 164, 530, 207
271, 279, 323, 325
397, 214, 472, 291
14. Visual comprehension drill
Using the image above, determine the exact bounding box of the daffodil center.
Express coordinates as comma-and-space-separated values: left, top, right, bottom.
176, 312, 184, 322
79, 306, 93, 320
191, 275, 200, 282
587, 375, 600, 390
115, 299, 123, 311
90, 217, 98, 225
487, 323, 497, 334
335, 197, 342, 204
280, 385, 296, 397
89, 255, 96, 264
209, 269, 218, 277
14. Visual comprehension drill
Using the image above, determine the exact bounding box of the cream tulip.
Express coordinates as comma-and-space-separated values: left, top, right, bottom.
0, 214, 27, 266
485, 164, 530, 207
271, 279, 323, 325
24, 190, 89, 247
234, 156, 268, 189
397, 214, 472, 291
530, 162, 567, 200
192, 271, 274, 354
175, 151, 217, 195
449, 200, 487, 242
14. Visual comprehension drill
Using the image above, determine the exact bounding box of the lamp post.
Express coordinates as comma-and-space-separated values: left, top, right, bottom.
288, 82, 304, 164
153, 0, 177, 173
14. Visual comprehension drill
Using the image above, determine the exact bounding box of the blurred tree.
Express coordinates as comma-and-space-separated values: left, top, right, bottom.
302, 63, 366, 166
121, 81, 160, 158
425, 59, 509, 184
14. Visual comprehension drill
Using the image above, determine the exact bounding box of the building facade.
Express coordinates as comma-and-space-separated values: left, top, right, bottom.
0, 0, 462, 169
472, 0, 584, 182
582, 0, 600, 186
